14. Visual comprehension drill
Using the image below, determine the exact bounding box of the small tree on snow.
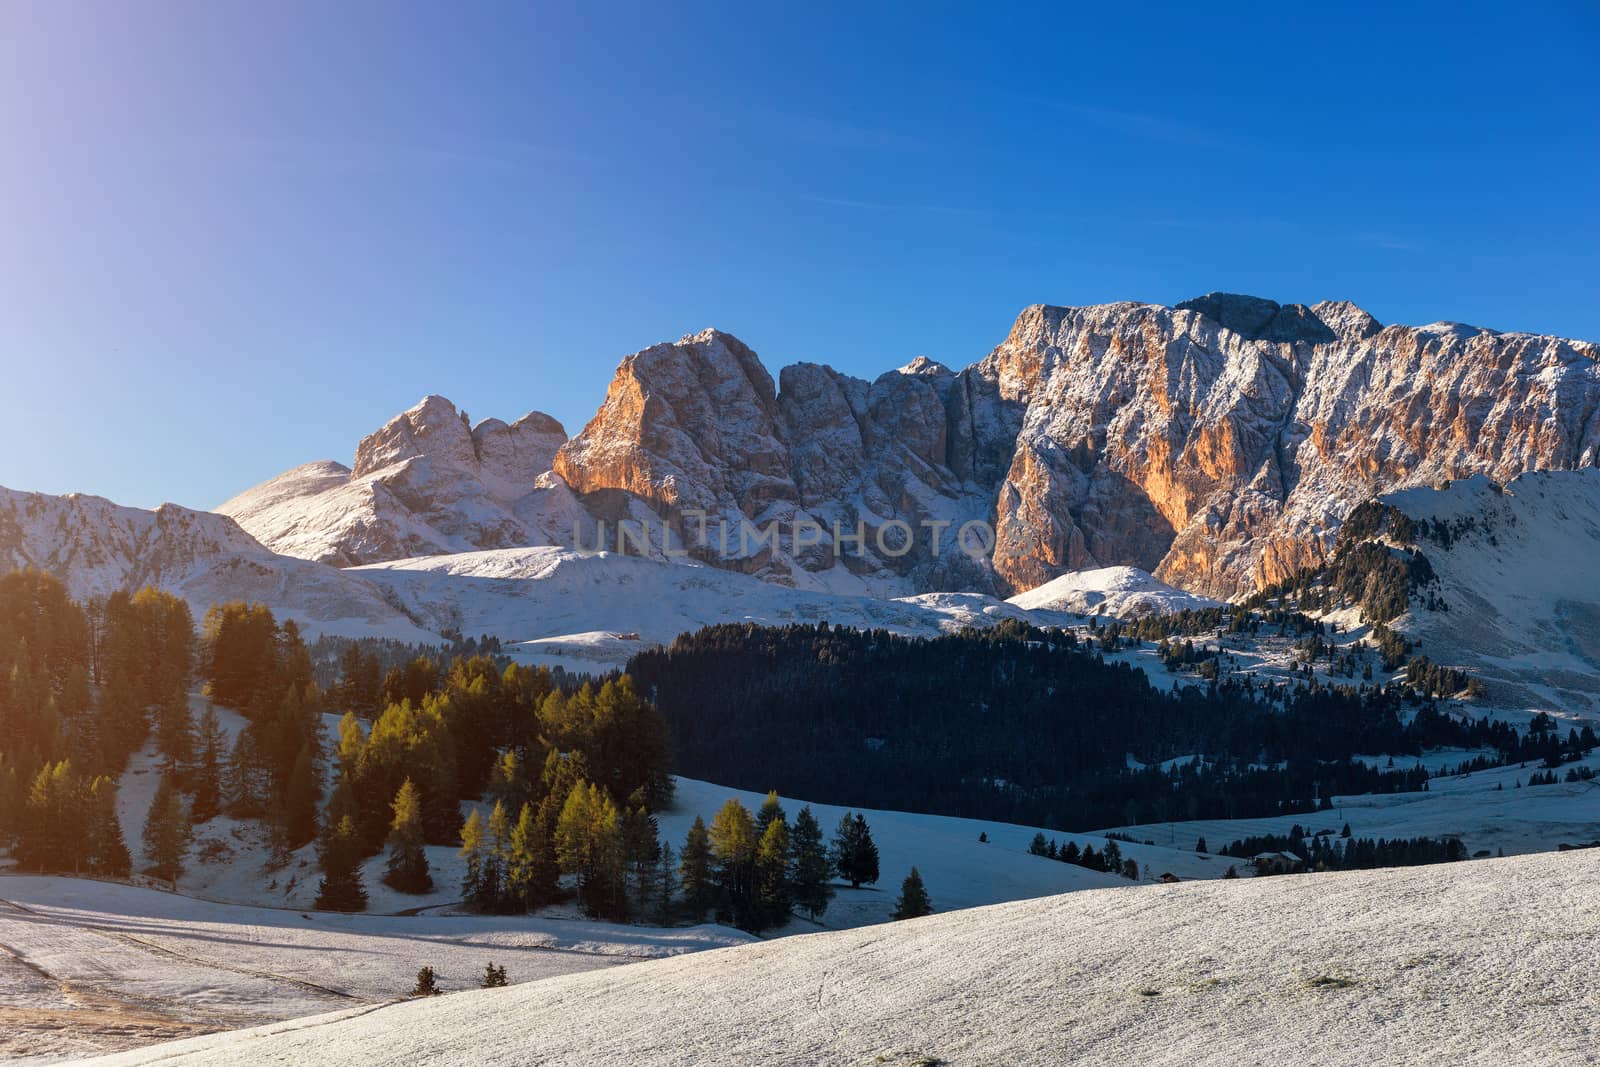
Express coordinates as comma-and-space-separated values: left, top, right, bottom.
891, 867, 933, 920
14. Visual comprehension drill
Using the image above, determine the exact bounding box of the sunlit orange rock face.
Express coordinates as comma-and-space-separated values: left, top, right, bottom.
551, 296, 1600, 598
225, 295, 1600, 599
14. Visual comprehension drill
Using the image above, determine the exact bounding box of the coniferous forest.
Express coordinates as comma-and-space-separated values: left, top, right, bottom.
629, 620, 1590, 832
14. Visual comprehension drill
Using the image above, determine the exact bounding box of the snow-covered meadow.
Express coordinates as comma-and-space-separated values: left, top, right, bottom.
81, 848, 1600, 1067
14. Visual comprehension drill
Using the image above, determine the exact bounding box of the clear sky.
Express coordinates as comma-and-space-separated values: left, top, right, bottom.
2, 1, 1596, 510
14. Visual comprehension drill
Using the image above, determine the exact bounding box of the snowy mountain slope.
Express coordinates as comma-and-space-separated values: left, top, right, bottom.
353, 547, 1072, 673
86, 848, 1600, 1067
1005, 564, 1221, 617
217, 397, 573, 567
0, 875, 750, 1063
0, 487, 436, 643
1378, 469, 1600, 716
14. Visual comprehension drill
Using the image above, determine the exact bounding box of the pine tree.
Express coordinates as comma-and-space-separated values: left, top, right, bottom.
411, 966, 441, 996
755, 816, 791, 930
554, 783, 624, 919
621, 806, 661, 919
1195, 836, 1208, 854
651, 841, 679, 925
891, 867, 933, 920
153, 694, 196, 781
190, 703, 225, 823
383, 778, 433, 893
459, 809, 488, 910
315, 815, 369, 911
832, 812, 879, 889
143, 774, 191, 887
789, 806, 835, 921
708, 798, 758, 929
755, 790, 786, 838
88, 775, 131, 877
483, 799, 512, 910
480, 962, 508, 988
679, 815, 714, 922
281, 742, 320, 850
506, 801, 557, 911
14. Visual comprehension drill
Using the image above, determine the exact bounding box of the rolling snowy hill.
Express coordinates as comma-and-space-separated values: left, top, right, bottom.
82, 848, 1600, 1066
1380, 469, 1600, 717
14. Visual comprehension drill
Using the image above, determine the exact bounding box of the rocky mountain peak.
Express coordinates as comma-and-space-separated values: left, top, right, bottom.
352, 394, 475, 478
223, 297, 1600, 599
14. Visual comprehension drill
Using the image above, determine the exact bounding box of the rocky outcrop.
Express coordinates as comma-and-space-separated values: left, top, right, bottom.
223, 295, 1600, 599
218, 396, 570, 566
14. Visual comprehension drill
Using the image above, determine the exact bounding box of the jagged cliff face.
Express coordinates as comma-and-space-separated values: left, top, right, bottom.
222, 296, 1600, 598
218, 396, 577, 567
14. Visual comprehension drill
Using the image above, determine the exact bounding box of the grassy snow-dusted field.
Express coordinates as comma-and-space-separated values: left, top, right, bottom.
83, 848, 1600, 1067
0, 876, 750, 1063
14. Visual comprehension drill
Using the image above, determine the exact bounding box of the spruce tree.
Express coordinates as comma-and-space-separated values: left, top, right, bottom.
755, 816, 791, 930
153, 694, 196, 781
789, 806, 835, 921
314, 815, 369, 912
411, 966, 440, 996
190, 703, 225, 823
480, 962, 508, 988
281, 742, 320, 850
621, 806, 661, 919
143, 774, 191, 887
383, 778, 433, 893
832, 812, 879, 889
507, 801, 557, 911
651, 841, 679, 925
891, 866, 933, 920
88, 775, 131, 877
679, 815, 714, 922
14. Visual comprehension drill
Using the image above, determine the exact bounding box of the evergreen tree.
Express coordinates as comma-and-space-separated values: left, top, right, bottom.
279, 742, 320, 850
755, 815, 792, 930
1195, 836, 1208, 854
507, 801, 558, 911
679, 815, 714, 922
190, 703, 225, 823
459, 808, 488, 909
755, 790, 786, 838
314, 815, 369, 911
651, 840, 679, 925
88, 775, 131, 877
480, 962, 508, 988
153, 694, 196, 781
832, 812, 879, 889
483, 799, 512, 910
554, 783, 624, 919
143, 774, 191, 887
789, 806, 835, 921
891, 866, 933, 920
411, 966, 441, 996
383, 778, 433, 894
708, 798, 759, 930
621, 806, 661, 919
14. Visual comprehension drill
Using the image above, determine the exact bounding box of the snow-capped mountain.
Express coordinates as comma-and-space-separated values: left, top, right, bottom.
0, 487, 434, 641
216, 396, 576, 566
222, 295, 1600, 600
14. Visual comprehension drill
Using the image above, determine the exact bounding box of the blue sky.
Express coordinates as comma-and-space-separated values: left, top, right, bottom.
2, 1, 1596, 509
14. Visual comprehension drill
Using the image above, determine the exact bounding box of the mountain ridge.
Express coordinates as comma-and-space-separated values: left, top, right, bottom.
216, 294, 1600, 598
